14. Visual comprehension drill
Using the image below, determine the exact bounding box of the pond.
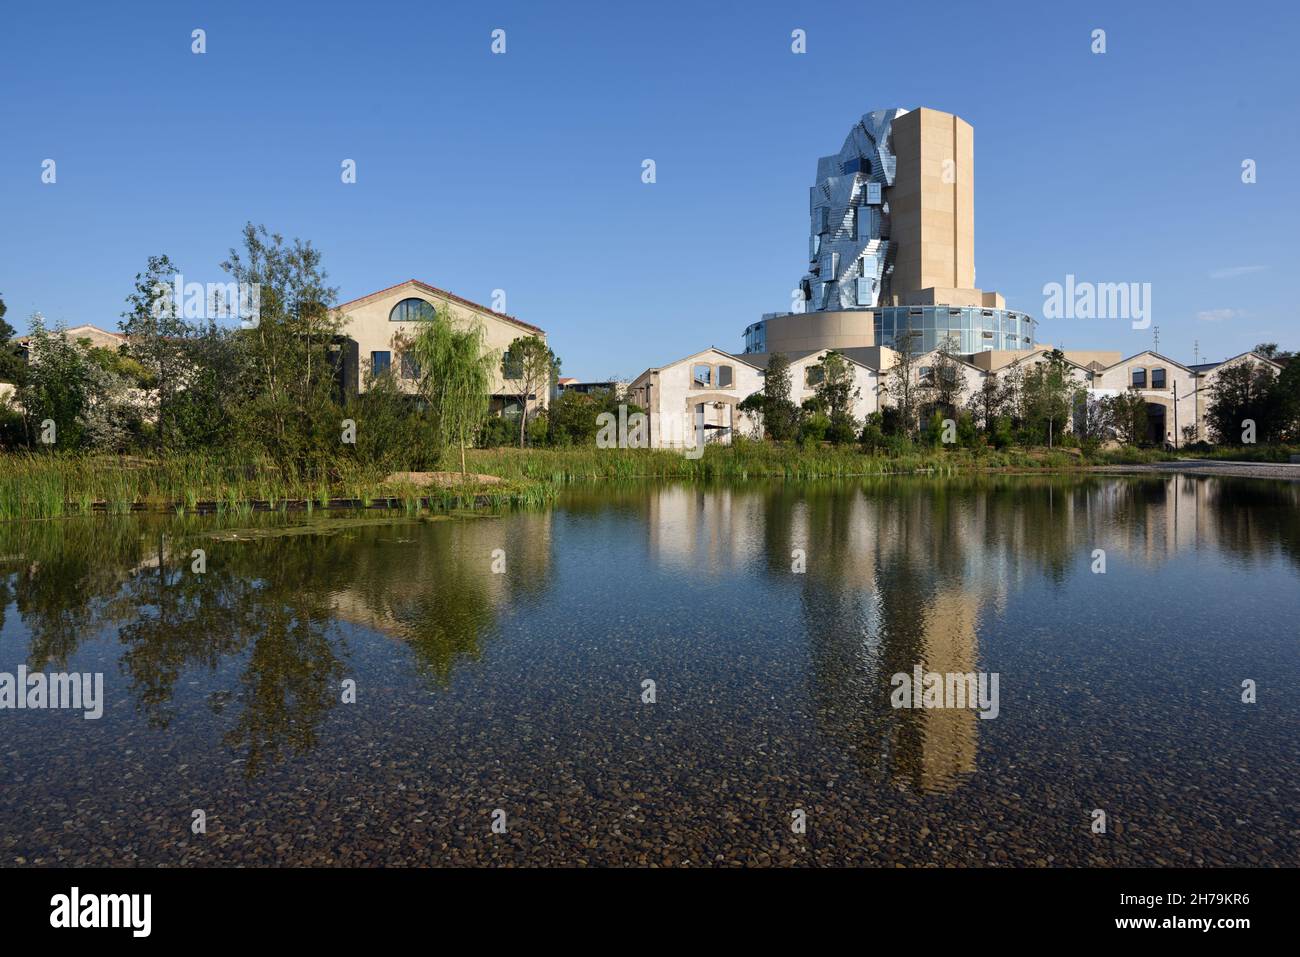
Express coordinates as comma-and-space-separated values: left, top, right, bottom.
1, 474, 1297, 866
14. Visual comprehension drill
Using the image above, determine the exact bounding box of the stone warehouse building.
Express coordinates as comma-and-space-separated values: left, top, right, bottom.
331, 279, 550, 418
628, 343, 1282, 450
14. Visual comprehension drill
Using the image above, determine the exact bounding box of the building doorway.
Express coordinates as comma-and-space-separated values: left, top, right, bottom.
1145, 402, 1167, 446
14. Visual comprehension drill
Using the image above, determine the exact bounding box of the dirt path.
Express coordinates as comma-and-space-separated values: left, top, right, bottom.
1089, 459, 1300, 481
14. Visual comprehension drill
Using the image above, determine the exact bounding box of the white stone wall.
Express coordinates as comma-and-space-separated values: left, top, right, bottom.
1093, 352, 1197, 444
787, 350, 880, 422
629, 349, 764, 449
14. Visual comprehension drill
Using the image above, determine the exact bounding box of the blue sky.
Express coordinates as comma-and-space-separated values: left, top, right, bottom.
1, 0, 1296, 378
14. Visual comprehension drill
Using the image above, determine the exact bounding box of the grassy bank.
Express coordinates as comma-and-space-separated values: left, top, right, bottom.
0, 442, 1187, 519
0, 452, 552, 520
1179, 443, 1300, 463
464, 440, 1177, 484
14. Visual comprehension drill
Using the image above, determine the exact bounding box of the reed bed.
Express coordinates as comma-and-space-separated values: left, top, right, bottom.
462, 442, 1131, 485
0, 452, 551, 519
0, 442, 1170, 519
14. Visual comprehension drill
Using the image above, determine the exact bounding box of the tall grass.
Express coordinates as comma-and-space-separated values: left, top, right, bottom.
0, 452, 551, 519
463, 441, 1155, 484
0, 441, 1183, 520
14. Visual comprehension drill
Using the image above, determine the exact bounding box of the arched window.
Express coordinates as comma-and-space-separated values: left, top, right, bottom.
389, 297, 436, 322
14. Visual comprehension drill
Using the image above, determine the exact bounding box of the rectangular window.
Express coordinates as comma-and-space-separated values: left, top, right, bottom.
503, 351, 523, 379
805, 365, 824, 387
1151, 368, 1166, 389
718, 365, 733, 388
400, 353, 420, 380
1132, 368, 1147, 388
866, 182, 882, 205
371, 351, 391, 376
692, 364, 712, 388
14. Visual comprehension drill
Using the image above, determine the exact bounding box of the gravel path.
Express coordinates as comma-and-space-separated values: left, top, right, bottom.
1090, 459, 1300, 481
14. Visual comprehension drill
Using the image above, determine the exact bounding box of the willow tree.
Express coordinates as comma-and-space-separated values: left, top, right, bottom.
409, 308, 497, 479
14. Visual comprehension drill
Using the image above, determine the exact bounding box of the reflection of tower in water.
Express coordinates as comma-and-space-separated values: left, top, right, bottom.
793, 485, 991, 794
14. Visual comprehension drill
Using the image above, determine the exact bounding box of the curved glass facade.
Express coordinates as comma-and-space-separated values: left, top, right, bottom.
874, 306, 1034, 354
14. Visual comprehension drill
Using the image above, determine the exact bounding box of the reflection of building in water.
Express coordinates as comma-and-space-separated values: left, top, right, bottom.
738, 483, 998, 794
638, 476, 1291, 795
1084, 475, 1243, 567
888, 586, 980, 792
644, 486, 766, 574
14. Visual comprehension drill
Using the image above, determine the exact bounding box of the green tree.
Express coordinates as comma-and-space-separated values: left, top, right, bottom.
967, 369, 1008, 434
1073, 393, 1114, 453
120, 254, 191, 452
408, 308, 497, 478
221, 223, 342, 472
0, 293, 28, 386
928, 336, 967, 417
502, 335, 559, 448
1106, 391, 1149, 446
760, 353, 800, 441
17, 317, 95, 449
1274, 357, 1300, 442
169, 321, 240, 451
813, 351, 860, 444
1206, 361, 1279, 444
885, 328, 929, 438
1020, 350, 1076, 447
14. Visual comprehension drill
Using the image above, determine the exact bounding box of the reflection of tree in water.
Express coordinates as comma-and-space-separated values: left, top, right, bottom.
112, 529, 351, 777
0, 512, 554, 778
2, 517, 145, 668
333, 514, 551, 683
1200, 479, 1300, 570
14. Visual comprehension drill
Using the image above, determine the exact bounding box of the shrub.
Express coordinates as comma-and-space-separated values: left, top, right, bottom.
799, 412, 829, 444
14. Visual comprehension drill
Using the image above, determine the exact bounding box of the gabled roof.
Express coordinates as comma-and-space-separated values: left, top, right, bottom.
629, 347, 763, 389
641, 347, 763, 374
1102, 350, 1195, 374
16, 323, 124, 346
1187, 350, 1284, 374
914, 348, 986, 374
781, 348, 878, 373
334, 279, 545, 335
1001, 347, 1093, 373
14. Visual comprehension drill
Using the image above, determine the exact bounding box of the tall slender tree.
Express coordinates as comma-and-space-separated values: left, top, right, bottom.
120, 254, 190, 451
503, 335, 559, 447
885, 327, 929, 437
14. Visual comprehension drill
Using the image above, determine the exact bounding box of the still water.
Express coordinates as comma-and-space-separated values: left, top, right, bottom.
1, 475, 1297, 866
